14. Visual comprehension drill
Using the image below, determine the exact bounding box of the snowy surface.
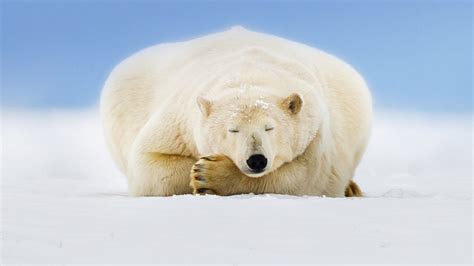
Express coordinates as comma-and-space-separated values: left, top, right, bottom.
1, 109, 472, 264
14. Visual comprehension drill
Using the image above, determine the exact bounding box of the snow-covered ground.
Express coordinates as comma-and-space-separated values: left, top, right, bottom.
1, 109, 472, 264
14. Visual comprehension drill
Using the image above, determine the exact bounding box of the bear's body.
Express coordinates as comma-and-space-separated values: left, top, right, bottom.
100, 27, 372, 197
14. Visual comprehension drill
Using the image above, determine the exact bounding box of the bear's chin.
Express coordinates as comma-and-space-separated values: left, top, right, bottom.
241, 170, 267, 178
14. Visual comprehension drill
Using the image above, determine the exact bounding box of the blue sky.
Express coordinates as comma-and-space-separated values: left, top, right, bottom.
1, 1, 472, 112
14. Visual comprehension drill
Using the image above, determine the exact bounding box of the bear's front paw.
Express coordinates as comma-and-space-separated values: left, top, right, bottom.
190, 155, 240, 196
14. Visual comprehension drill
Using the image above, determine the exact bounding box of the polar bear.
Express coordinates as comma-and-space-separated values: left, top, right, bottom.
100, 26, 372, 197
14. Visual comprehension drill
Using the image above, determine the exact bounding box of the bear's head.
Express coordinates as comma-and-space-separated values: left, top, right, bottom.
195, 90, 319, 178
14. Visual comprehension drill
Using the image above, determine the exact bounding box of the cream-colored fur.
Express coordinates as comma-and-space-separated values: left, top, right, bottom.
100, 26, 372, 197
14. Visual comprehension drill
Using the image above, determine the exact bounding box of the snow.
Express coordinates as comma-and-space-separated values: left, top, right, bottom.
1, 109, 472, 264
254, 99, 271, 109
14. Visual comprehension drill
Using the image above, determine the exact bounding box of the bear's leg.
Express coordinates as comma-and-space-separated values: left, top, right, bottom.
190, 154, 356, 197
344, 180, 363, 197
190, 154, 305, 196
129, 152, 195, 196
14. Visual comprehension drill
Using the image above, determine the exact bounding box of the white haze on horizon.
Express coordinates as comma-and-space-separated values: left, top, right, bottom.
1, 108, 472, 197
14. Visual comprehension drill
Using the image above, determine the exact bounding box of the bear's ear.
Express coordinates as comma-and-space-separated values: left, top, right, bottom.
197, 96, 212, 117
280, 93, 303, 115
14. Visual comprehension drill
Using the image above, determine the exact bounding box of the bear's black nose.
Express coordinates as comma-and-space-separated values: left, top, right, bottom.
246, 154, 268, 172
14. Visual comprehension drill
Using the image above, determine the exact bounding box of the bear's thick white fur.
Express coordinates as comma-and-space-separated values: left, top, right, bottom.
100, 26, 372, 197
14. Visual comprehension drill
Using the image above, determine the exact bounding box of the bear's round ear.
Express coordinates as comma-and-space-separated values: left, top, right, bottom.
280, 93, 303, 115
197, 96, 212, 117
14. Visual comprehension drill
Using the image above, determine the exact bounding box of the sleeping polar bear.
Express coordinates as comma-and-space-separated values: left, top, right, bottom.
100, 26, 372, 197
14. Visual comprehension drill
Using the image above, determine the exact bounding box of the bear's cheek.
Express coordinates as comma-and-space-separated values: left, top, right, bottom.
273, 133, 294, 161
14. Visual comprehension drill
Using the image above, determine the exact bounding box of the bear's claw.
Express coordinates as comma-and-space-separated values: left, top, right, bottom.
193, 175, 204, 181
190, 157, 214, 194
345, 180, 363, 197
196, 188, 215, 195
